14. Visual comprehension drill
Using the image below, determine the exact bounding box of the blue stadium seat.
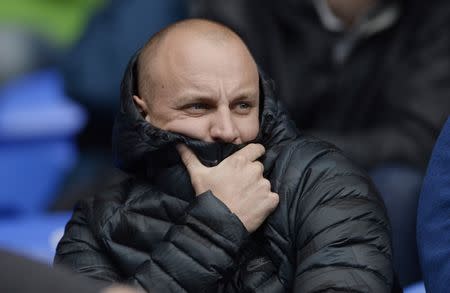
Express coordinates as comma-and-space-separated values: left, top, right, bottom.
0, 212, 71, 263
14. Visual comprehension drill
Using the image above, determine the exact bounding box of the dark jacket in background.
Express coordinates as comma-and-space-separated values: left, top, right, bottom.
0, 250, 107, 293
55, 55, 394, 292
189, 0, 450, 169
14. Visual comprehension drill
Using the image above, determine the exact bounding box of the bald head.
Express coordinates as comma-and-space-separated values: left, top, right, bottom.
136, 19, 257, 101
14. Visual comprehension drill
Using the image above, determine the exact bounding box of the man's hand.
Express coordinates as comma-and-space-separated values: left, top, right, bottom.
177, 143, 279, 233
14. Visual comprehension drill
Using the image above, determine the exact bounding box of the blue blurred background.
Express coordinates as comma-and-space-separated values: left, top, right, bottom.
0, 0, 186, 263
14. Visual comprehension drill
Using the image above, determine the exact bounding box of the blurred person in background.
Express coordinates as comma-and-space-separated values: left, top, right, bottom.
189, 0, 450, 286
53, 0, 186, 209
55, 19, 396, 292
61, 0, 186, 148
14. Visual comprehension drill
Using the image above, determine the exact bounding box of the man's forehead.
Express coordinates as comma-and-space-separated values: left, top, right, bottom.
136, 19, 257, 99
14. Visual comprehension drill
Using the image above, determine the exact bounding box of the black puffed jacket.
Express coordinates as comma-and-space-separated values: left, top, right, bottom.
55, 55, 394, 292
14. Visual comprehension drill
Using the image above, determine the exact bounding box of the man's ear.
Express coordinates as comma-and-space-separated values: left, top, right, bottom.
132, 95, 149, 117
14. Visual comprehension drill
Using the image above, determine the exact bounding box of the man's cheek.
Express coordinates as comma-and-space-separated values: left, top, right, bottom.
241, 118, 260, 142
165, 119, 210, 140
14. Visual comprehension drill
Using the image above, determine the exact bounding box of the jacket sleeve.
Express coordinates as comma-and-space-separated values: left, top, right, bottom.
291, 146, 394, 292
54, 191, 249, 292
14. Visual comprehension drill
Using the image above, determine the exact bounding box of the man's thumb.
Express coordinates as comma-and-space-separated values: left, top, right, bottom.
176, 144, 203, 173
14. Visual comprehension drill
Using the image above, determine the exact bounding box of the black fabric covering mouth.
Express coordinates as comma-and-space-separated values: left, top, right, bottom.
112, 50, 281, 178
131, 130, 251, 178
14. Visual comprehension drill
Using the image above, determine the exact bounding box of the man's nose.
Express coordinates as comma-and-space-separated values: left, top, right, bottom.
210, 109, 239, 143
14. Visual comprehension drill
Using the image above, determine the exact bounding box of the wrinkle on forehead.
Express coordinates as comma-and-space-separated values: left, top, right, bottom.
136, 19, 256, 102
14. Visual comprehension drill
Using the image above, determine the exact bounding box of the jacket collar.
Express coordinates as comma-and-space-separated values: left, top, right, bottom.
112, 52, 297, 178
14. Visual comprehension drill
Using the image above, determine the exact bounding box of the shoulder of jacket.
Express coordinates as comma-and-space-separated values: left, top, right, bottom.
272, 135, 371, 193
73, 177, 141, 228
274, 135, 346, 171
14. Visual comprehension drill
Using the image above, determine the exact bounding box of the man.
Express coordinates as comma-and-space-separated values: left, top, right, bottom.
55, 19, 394, 292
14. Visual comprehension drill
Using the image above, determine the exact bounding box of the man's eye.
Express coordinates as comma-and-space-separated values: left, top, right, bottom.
190, 103, 209, 110
234, 102, 253, 114
182, 103, 210, 115
238, 102, 251, 109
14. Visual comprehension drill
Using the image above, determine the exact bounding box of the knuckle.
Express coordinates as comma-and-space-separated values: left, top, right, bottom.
262, 178, 271, 189
183, 157, 192, 168
257, 162, 265, 173
249, 143, 265, 154
270, 193, 280, 206
184, 154, 195, 166
234, 155, 246, 164
258, 144, 266, 154
251, 162, 263, 174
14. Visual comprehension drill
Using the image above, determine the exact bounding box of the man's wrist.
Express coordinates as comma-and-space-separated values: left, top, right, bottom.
186, 191, 250, 254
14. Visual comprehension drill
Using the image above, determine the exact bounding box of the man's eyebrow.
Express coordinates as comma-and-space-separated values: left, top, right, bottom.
172, 87, 258, 106
173, 95, 218, 107
232, 90, 258, 100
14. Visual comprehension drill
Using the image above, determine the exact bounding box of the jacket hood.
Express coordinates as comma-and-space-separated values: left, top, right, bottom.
112, 51, 299, 177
